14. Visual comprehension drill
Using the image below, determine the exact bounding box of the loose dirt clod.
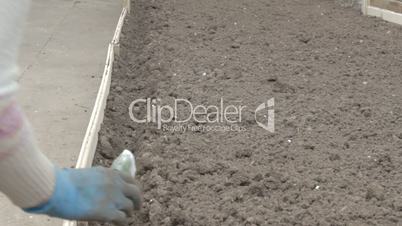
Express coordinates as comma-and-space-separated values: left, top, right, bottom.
91, 0, 402, 225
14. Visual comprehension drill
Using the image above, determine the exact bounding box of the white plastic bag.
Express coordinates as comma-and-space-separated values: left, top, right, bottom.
111, 149, 137, 177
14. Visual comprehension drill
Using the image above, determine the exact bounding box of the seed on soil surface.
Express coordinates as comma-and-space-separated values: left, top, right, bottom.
248, 184, 264, 197
303, 144, 315, 150
329, 153, 341, 161
149, 200, 162, 225
115, 86, 123, 92
273, 82, 296, 93
266, 76, 277, 82
366, 183, 385, 201
213, 68, 224, 77
98, 135, 114, 159
396, 131, 402, 139
231, 172, 251, 186
246, 216, 262, 225
139, 152, 156, 173
230, 43, 240, 49
235, 149, 252, 158
393, 197, 402, 211
253, 174, 263, 182
299, 36, 311, 44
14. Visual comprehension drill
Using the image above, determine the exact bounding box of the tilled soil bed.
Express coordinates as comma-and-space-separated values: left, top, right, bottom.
91, 0, 402, 225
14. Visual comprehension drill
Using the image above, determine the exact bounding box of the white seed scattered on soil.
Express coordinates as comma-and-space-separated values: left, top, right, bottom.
363, 81, 368, 85
287, 139, 292, 143
315, 185, 320, 190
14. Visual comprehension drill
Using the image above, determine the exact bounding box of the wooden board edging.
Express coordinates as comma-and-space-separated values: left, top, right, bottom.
363, 0, 402, 25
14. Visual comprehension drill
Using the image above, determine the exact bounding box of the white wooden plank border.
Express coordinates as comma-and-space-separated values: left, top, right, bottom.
112, 8, 127, 56
362, 0, 368, 15
76, 43, 114, 170
367, 5, 384, 17
62, 3, 128, 226
362, 0, 402, 25
123, 0, 131, 14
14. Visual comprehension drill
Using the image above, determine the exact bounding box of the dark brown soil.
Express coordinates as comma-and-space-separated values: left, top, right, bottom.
90, 0, 402, 225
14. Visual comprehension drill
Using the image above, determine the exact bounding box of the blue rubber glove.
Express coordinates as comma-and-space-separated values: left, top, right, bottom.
24, 167, 141, 225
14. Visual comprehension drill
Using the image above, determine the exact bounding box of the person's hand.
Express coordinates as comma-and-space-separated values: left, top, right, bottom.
23, 167, 142, 225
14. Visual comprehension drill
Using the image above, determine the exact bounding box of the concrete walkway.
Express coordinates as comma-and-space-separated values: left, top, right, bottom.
0, 0, 121, 225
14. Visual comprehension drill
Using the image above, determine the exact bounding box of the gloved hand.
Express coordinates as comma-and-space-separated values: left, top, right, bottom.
23, 167, 142, 225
